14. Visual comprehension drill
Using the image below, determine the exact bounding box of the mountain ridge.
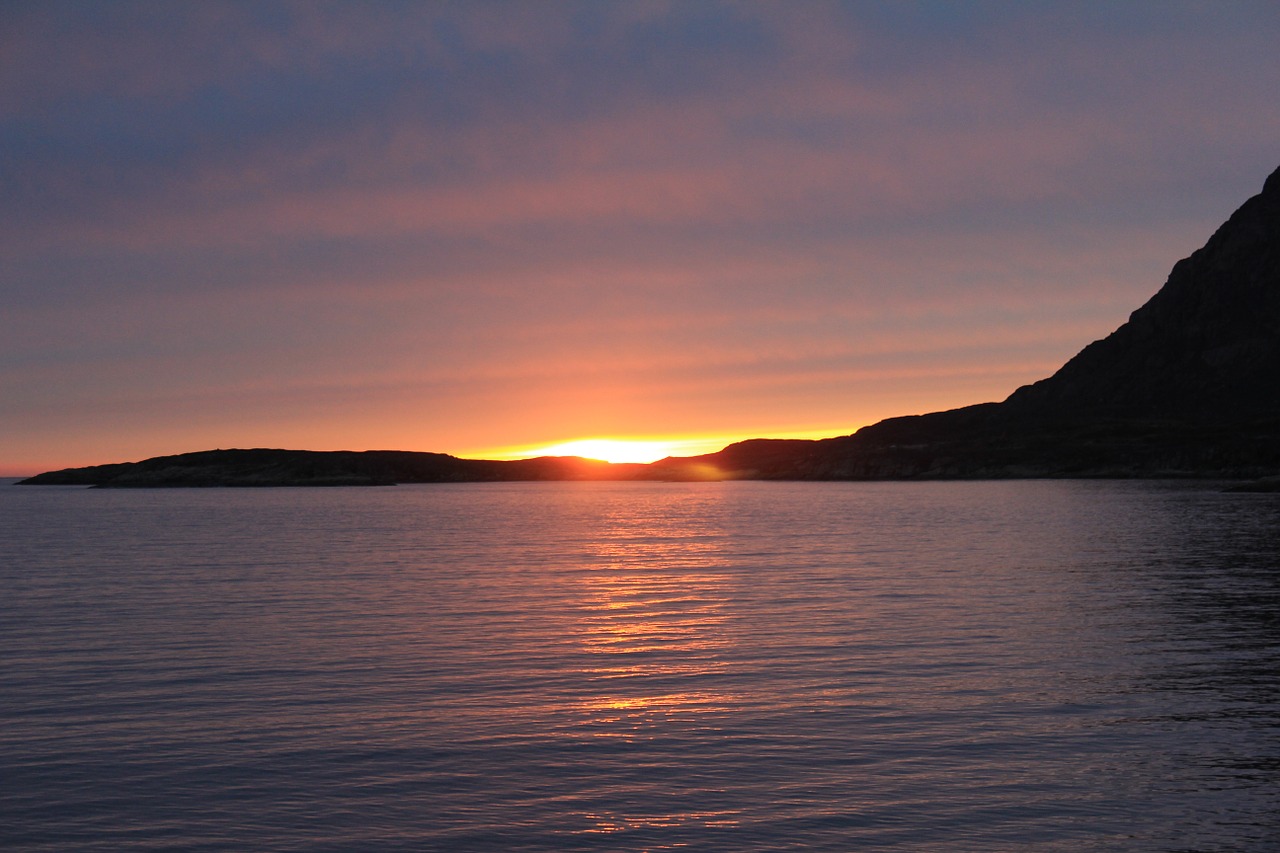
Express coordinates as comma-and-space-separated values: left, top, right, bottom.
19, 164, 1280, 487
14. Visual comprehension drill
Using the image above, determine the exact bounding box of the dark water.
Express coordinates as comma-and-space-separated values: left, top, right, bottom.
2, 479, 1279, 851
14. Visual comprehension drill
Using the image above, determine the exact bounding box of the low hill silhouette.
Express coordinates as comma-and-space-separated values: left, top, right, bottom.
20, 164, 1280, 487
18, 448, 645, 487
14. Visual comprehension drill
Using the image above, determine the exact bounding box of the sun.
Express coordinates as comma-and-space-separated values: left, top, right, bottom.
476, 431, 837, 467
534, 439, 678, 464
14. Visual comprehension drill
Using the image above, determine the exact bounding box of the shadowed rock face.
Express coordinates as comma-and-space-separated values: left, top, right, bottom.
19, 165, 1280, 486
1004, 165, 1280, 420
674, 164, 1280, 480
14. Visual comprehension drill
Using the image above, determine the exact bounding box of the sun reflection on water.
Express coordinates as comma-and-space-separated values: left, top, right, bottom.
568, 505, 744, 833
579, 809, 742, 834
576, 569, 734, 713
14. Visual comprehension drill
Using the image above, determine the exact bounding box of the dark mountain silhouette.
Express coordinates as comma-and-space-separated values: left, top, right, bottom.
19, 164, 1280, 487
1007, 165, 1280, 420
660, 164, 1280, 481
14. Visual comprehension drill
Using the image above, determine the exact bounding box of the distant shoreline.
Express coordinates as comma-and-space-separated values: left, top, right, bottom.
18, 164, 1280, 490
16, 427, 1280, 488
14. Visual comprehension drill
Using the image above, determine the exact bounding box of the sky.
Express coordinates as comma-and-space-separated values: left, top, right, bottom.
3, 1, 1280, 475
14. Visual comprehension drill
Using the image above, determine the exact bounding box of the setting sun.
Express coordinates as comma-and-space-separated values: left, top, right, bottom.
472, 429, 850, 467
533, 439, 678, 464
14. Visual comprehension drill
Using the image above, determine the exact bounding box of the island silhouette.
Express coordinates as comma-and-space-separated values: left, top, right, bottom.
20, 164, 1280, 488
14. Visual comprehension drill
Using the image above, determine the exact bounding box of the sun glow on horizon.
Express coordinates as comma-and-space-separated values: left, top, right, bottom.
473, 427, 859, 465
481, 437, 731, 464
526, 439, 682, 464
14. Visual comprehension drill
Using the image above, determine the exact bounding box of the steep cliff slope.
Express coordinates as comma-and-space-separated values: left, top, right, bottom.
1004, 164, 1280, 419
682, 164, 1280, 479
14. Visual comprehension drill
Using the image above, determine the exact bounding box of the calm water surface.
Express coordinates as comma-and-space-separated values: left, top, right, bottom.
2, 479, 1279, 851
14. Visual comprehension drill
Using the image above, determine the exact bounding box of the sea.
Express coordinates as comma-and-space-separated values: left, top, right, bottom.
2, 478, 1279, 852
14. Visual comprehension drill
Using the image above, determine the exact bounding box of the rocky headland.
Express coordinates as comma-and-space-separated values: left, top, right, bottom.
653, 163, 1280, 482
19, 164, 1280, 487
